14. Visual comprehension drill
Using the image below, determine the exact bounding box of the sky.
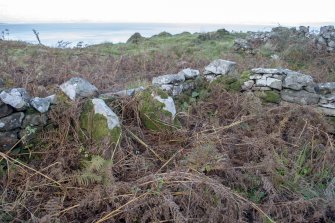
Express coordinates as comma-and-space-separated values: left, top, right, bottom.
0, 0, 335, 25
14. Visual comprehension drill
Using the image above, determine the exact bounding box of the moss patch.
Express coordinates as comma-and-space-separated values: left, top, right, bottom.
137, 88, 178, 131
80, 100, 121, 144
259, 91, 281, 104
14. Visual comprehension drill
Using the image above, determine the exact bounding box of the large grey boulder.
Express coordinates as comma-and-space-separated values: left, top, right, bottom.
0, 88, 30, 111
0, 112, 25, 131
282, 72, 314, 90
153, 95, 176, 118
0, 131, 19, 150
178, 68, 200, 80
204, 59, 236, 75
0, 100, 14, 118
60, 77, 98, 101
281, 89, 320, 105
30, 97, 51, 113
152, 74, 185, 86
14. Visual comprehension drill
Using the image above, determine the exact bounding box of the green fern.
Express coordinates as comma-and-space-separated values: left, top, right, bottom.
75, 155, 114, 186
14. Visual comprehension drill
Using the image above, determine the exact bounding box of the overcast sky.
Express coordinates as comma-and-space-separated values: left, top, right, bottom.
0, 0, 335, 25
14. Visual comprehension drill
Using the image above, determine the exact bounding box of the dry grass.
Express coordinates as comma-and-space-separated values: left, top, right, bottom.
1, 29, 335, 222
1, 85, 335, 222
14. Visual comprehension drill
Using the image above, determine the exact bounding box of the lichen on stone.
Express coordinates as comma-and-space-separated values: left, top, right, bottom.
80, 100, 121, 144
137, 87, 179, 131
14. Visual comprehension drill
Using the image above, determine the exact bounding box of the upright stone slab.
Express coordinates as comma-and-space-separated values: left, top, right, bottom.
80, 98, 121, 144
60, 77, 98, 101
137, 88, 178, 131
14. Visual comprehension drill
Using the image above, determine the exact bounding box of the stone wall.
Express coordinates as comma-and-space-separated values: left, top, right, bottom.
241, 67, 335, 115
152, 59, 237, 96
315, 25, 335, 52
2, 58, 335, 151
0, 88, 56, 150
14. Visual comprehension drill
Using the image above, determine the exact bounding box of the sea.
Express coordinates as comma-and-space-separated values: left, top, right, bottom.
0, 23, 311, 47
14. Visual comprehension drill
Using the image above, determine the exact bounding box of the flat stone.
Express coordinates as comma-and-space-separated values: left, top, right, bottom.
252, 86, 272, 91
266, 78, 282, 90
204, 59, 236, 75
273, 74, 286, 81
251, 68, 286, 75
318, 107, 335, 116
152, 74, 185, 86
316, 82, 335, 94
249, 74, 263, 80
0, 88, 30, 111
0, 112, 24, 131
30, 97, 51, 113
319, 103, 335, 109
319, 94, 335, 104
92, 99, 120, 130
159, 84, 173, 94
241, 80, 254, 91
255, 78, 267, 87
60, 77, 98, 101
178, 68, 199, 80
282, 72, 314, 90
103, 86, 145, 97
281, 89, 320, 105
0, 100, 14, 118
154, 96, 176, 118
0, 131, 19, 151
22, 113, 48, 128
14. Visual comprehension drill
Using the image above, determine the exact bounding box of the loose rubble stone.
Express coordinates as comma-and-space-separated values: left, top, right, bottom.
281, 89, 320, 105
30, 97, 51, 113
152, 74, 185, 86
60, 77, 98, 101
178, 68, 199, 80
0, 131, 19, 151
204, 59, 236, 75
172, 85, 183, 96
0, 112, 25, 131
0, 88, 30, 111
0, 100, 14, 118
282, 72, 314, 90
22, 113, 48, 128
241, 80, 254, 91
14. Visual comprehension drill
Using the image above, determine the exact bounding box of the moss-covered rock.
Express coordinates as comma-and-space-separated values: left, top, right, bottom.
258, 91, 281, 104
80, 99, 121, 144
137, 87, 179, 131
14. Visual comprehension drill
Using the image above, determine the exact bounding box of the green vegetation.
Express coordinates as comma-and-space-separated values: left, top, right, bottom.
1, 27, 335, 223
80, 100, 121, 144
